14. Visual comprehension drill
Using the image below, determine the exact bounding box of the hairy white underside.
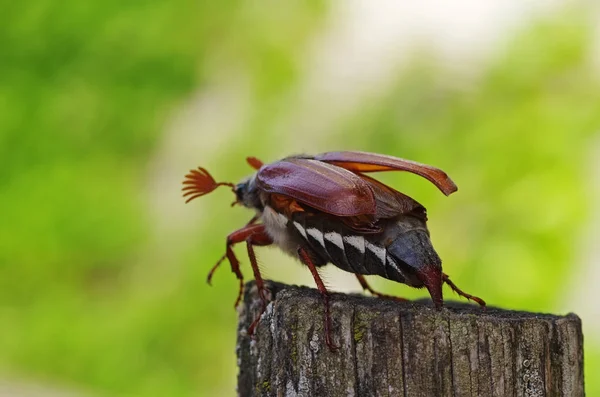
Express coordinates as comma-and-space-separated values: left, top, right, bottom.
261, 206, 297, 256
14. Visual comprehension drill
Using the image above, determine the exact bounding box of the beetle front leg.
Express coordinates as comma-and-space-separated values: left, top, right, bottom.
206, 215, 261, 293
206, 243, 244, 307
208, 223, 271, 308
298, 246, 339, 351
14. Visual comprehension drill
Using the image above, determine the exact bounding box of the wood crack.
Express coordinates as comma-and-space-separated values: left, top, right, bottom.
447, 317, 456, 397
351, 304, 359, 396
398, 312, 408, 397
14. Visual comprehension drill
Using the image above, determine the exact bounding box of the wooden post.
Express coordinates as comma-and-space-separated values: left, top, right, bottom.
236, 281, 584, 397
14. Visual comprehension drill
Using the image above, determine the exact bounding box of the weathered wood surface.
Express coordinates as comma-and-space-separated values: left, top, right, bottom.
236, 281, 584, 397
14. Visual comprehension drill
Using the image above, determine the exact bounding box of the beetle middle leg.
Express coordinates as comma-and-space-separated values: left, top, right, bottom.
245, 230, 276, 336
298, 246, 339, 351
355, 274, 408, 302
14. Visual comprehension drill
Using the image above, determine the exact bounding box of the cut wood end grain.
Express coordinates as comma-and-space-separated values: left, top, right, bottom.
237, 281, 584, 397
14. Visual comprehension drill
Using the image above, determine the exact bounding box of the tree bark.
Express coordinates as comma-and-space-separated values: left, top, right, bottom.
236, 281, 584, 397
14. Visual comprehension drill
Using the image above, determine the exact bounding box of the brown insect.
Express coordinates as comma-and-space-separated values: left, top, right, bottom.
182, 151, 485, 349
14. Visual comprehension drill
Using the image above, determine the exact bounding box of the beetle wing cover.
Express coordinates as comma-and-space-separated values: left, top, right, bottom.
314, 151, 458, 196
256, 158, 377, 217
357, 173, 425, 220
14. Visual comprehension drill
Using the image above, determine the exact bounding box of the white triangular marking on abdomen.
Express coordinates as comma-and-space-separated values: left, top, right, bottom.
386, 254, 403, 275
366, 241, 386, 266
307, 228, 326, 249
293, 221, 307, 239
343, 235, 365, 254
324, 232, 344, 250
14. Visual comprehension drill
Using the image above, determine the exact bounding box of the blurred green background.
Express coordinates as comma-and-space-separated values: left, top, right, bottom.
1, 1, 599, 396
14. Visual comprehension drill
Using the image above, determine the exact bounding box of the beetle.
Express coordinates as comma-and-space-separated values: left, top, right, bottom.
182, 151, 485, 349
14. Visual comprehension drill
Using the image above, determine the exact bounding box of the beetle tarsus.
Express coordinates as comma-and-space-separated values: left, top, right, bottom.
206, 254, 247, 309
206, 254, 226, 286
442, 273, 486, 307
356, 274, 408, 302
246, 286, 270, 336
233, 278, 245, 308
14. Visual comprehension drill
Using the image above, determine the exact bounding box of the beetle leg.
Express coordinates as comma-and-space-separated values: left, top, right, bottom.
355, 274, 408, 302
206, 215, 261, 288
206, 254, 227, 286
245, 214, 260, 226
298, 247, 339, 351
208, 223, 271, 309
245, 230, 275, 336
442, 273, 486, 307
207, 244, 244, 307
225, 242, 246, 309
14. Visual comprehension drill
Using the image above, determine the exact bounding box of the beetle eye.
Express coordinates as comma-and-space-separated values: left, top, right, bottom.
235, 183, 246, 202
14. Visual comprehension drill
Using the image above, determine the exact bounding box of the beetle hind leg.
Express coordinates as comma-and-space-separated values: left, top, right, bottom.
442, 273, 486, 307
356, 274, 408, 302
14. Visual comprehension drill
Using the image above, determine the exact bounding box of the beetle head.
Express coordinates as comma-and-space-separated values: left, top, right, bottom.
234, 174, 263, 211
